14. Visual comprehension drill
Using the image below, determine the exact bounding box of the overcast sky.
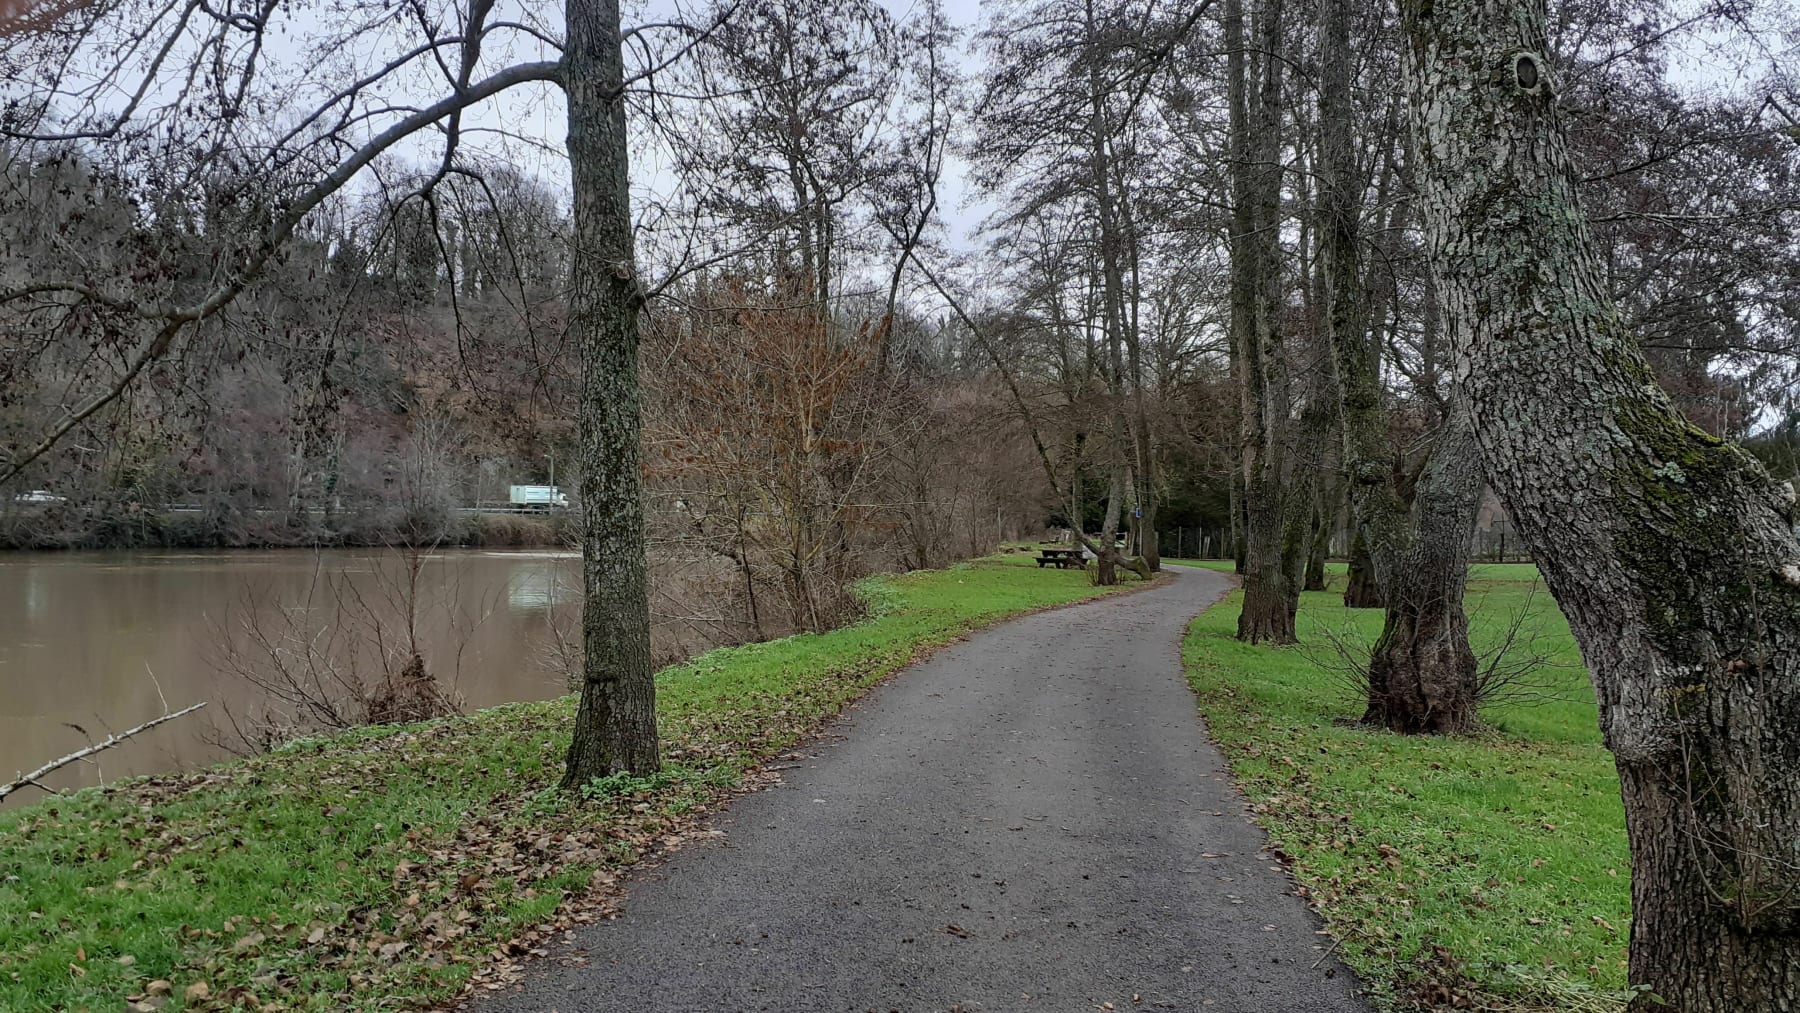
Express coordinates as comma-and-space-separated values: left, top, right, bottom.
480, 0, 1794, 257
413, 0, 998, 256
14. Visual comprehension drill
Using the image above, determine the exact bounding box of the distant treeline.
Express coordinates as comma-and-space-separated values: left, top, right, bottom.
0, 506, 568, 551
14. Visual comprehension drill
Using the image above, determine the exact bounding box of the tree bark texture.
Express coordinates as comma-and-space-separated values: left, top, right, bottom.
1304, 493, 1330, 593
1228, 0, 1298, 643
561, 0, 661, 785
1343, 530, 1384, 607
1362, 404, 1483, 734
1230, 456, 1247, 574
1093, 465, 1127, 586
1404, 0, 1800, 1005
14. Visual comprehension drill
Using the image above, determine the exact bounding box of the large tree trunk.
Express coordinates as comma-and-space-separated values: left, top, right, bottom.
1362, 404, 1483, 733
1238, 481, 1296, 642
1227, 0, 1296, 643
1404, 0, 1800, 1005
1093, 465, 1127, 586
561, 0, 660, 786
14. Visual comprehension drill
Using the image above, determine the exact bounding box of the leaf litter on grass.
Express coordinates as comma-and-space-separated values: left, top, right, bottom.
1181, 571, 1633, 1013
2, 559, 1131, 1013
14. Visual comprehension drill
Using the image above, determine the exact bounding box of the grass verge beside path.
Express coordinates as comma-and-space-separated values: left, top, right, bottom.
0, 553, 1134, 1013
1176, 562, 1634, 1011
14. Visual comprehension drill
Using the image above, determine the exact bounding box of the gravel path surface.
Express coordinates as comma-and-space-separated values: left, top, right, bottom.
470, 565, 1368, 1012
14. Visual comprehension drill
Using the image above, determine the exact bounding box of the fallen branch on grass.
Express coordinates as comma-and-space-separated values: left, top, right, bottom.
0, 701, 206, 802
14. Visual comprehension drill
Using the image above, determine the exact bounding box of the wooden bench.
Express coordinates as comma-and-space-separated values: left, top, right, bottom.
1036, 547, 1086, 569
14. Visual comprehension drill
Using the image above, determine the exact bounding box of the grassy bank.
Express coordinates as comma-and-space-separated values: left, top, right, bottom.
0, 554, 1129, 1012
1179, 563, 1633, 1011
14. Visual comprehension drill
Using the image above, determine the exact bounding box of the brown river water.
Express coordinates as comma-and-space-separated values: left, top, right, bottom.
0, 549, 585, 808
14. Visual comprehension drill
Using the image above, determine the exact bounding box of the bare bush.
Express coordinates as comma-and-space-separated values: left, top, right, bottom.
203, 546, 492, 754
645, 279, 909, 636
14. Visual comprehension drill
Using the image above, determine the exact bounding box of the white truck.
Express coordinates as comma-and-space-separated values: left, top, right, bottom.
509, 485, 569, 510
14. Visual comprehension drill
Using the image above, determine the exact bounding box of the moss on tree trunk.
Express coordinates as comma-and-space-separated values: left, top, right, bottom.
1403, 0, 1800, 1003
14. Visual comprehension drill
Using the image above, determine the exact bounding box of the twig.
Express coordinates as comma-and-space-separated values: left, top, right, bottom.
0, 702, 206, 802
1311, 931, 1346, 969
144, 662, 170, 714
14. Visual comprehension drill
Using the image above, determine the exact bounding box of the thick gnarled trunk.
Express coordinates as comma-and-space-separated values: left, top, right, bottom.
1320, 0, 1481, 726
561, 0, 660, 786
1404, 0, 1800, 1005
1362, 406, 1483, 734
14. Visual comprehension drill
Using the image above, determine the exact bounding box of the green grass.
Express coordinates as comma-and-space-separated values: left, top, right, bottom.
0, 555, 1133, 1013
1182, 565, 1634, 1011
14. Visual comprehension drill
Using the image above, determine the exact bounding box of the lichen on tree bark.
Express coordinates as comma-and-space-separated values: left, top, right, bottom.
560, 0, 661, 785
1402, 0, 1800, 1005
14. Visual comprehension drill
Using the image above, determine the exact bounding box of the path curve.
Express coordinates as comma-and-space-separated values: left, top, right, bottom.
472, 566, 1367, 1012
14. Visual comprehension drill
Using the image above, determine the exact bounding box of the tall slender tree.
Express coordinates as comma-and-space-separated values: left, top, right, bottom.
560, 0, 659, 782
1319, 0, 1481, 730
1226, 0, 1303, 643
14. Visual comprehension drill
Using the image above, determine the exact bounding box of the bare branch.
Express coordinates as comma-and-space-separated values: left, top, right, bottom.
0, 702, 206, 802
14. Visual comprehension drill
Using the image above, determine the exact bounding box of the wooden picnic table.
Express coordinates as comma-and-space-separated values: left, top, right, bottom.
1035, 547, 1087, 569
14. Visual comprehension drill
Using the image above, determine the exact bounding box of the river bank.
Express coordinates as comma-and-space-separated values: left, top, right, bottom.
0, 547, 585, 801
0, 509, 570, 552
0, 554, 1141, 1012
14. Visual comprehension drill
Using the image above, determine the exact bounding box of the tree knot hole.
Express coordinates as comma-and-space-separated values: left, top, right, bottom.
1513, 52, 1544, 94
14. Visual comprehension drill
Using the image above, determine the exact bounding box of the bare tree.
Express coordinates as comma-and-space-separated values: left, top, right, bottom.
1224, 0, 1308, 641
646, 279, 901, 633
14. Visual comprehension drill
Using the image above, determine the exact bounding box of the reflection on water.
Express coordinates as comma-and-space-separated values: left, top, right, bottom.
0, 549, 582, 807
506, 561, 579, 612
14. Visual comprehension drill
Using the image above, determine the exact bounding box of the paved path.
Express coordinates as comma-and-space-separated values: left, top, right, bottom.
473, 567, 1367, 1012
